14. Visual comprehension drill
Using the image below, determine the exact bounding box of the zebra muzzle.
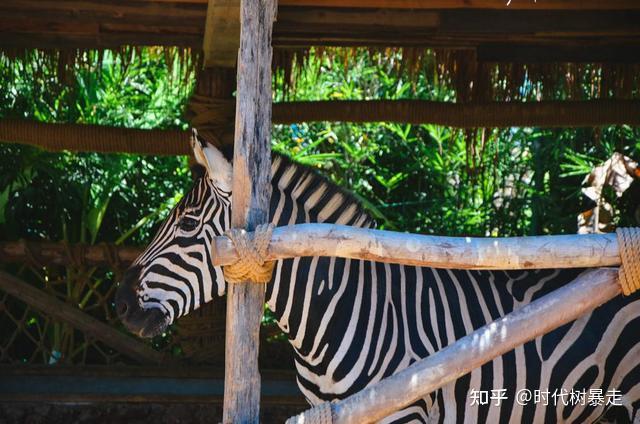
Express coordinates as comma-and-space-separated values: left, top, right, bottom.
115, 266, 169, 338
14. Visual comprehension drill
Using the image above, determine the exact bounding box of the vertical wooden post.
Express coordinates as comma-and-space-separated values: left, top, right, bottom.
223, 0, 276, 423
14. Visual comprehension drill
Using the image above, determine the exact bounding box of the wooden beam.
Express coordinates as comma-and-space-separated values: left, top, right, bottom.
477, 43, 640, 64
203, 0, 240, 68
4, 0, 637, 11
211, 223, 622, 270
0, 240, 143, 267
274, 8, 640, 50
0, 119, 191, 155
0, 271, 171, 365
279, 0, 640, 9
288, 268, 622, 423
2, 101, 639, 156
2, 100, 640, 155
2, 4, 639, 59
223, 0, 275, 422
0, 0, 206, 49
272, 100, 640, 128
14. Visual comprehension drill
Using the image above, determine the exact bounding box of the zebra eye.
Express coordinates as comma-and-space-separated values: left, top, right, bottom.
178, 216, 199, 232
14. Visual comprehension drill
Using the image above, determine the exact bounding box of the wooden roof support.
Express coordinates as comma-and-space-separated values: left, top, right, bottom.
223, 0, 275, 422
0, 119, 191, 155
272, 100, 640, 128
0, 240, 143, 267
0, 270, 171, 365
279, 0, 640, 9
2, 4, 639, 58
2, 100, 640, 155
203, 0, 240, 68
274, 8, 640, 51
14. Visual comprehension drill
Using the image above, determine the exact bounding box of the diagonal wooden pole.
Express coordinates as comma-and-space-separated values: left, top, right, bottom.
0, 271, 170, 365
287, 268, 622, 423
223, 0, 276, 422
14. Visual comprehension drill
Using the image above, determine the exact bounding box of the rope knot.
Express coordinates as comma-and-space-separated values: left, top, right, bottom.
223, 223, 275, 284
616, 227, 640, 296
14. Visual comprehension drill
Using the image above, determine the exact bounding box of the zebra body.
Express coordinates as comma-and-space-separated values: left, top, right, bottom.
116, 137, 640, 423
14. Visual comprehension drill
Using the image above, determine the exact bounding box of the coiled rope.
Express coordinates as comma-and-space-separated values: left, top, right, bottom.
617, 227, 640, 296
222, 223, 275, 284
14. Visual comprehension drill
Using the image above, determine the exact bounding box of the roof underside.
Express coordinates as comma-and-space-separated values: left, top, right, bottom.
1, 1, 639, 66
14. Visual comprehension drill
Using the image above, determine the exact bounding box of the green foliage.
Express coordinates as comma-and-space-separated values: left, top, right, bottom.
0, 48, 195, 363
0, 48, 195, 243
273, 50, 640, 236
0, 48, 194, 128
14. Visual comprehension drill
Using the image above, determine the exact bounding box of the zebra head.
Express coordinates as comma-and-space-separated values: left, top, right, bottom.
115, 132, 233, 337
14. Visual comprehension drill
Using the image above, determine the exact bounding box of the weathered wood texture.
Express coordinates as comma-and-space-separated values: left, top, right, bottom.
274, 8, 640, 54
279, 0, 640, 9
203, 0, 240, 67
272, 100, 640, 127
188, 67, 237, 147
0, 271, 169, 365
288, 268, 622, 423
0, 119, 191, 155
1, 3, 638, 62
223, 0, 275, 422
4, 100, 640, 155
0, 240, 142, 267
212, 223, 622, 269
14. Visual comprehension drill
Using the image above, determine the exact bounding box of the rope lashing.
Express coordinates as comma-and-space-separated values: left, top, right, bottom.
617, 227, 640, 296
285, 401, 333, 424
222, 223, 275, 284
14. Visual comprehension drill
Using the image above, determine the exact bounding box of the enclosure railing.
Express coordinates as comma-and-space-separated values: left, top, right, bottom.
211, 224, 639, 423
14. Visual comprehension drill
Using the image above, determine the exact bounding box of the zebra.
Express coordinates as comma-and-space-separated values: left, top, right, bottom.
115, 134, 640, 423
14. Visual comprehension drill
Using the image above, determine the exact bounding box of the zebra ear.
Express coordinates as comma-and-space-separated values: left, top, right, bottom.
190, 129, 233, 193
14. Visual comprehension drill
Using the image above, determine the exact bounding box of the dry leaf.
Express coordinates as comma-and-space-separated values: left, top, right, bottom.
578, 153, 639, 234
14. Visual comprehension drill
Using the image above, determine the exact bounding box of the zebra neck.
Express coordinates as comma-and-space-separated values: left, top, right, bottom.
264, 155, 378, 351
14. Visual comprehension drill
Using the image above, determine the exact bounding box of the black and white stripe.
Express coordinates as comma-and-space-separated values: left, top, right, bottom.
132, 152, 640, 423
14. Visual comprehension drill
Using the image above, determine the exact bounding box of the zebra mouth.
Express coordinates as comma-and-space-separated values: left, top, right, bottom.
116, 290, 169, 338
134, 308, 169, 338
115, 267, 170, 339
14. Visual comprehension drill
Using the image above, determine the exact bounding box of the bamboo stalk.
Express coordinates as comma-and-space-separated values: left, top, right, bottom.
212, 223, 621, 269
287, 267, 622, 424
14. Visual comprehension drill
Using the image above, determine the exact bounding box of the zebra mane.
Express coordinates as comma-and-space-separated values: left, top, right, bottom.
271, 152, 374, 228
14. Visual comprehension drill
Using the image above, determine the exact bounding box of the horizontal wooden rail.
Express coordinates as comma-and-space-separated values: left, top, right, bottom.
272, 100, 640, 128
288, 267, 622, 423
3, 101, 640, 154
212, 223, 621, 269
0, 240, 143, 267
0, 119, 191, 155
0, 270, 171, 365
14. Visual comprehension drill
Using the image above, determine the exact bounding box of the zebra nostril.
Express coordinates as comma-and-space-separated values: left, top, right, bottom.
115, 286, 136, 319
117, 300, 129, 317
